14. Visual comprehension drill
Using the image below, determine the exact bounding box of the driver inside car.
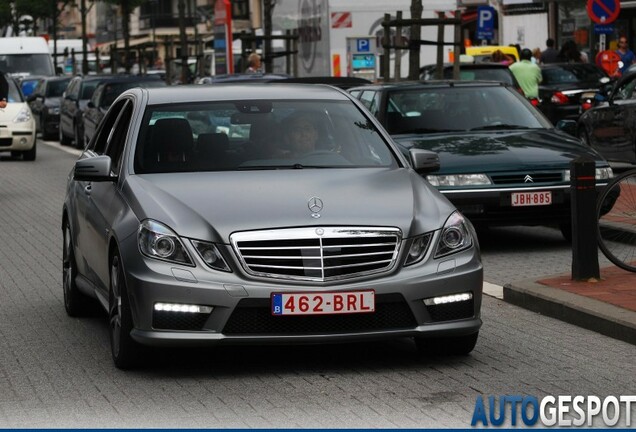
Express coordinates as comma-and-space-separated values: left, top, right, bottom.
282, 112, 321, 157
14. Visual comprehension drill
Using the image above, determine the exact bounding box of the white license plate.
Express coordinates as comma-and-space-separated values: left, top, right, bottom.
511, 191, 552, 207
271, 290, 375, 316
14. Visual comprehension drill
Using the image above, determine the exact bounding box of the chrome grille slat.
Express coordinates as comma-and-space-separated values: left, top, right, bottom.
231, 227, 402, 282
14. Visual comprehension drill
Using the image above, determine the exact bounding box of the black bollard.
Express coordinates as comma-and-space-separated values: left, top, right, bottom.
570, 156, 600, 280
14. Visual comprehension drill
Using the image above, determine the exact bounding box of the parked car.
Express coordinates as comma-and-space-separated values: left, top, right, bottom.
27, 75, 71, 140
0, 75, 36, 160
197, 73, 290, 84
577, 70, 636, 168
63, 84, 483, 368
59, 74, 119, 148
348, 81, 613, 239
420, 62, 521, 93
82, 76, 166, 146
538, 63, 611, 124
19, 75, 45, 98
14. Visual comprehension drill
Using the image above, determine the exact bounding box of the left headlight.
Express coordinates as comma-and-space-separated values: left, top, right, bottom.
403, 233, 433, 267
138, 219, 194, 266
191, 240, 231, 272
13, 108, 32, 123
426, 174, 491, 187
434, 211, 473, 258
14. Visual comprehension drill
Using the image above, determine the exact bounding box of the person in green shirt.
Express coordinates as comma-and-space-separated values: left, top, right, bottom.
509, 48, 542, 99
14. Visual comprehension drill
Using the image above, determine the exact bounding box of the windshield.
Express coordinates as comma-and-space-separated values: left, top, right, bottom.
541, 64, 607, 85
46, 78, 71, 97
6, 77, 23, 102
385, 86, 551, 134
444, 68, 515, 86
0, 54, 54, 76
135, 100, 397, 174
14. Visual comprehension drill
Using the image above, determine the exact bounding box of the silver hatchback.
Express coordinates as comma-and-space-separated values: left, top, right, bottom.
62, 84, 483, 369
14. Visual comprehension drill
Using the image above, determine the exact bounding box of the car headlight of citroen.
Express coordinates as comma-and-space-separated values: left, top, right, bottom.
191, 240, 231, 272
13, 108, 32, 123
404, 233, 433, 267
426, 174, 491, 187
138, 219, 193, 266
435, 211, 473, 258
564, 167, 613, 181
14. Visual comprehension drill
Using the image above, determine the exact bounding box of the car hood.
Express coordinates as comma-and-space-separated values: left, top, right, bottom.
393, 129, 608, 174
123, 169, 454, 243
0, 102, 30, 123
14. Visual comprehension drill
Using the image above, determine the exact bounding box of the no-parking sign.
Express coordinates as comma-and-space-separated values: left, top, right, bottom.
587, 0, 620, 24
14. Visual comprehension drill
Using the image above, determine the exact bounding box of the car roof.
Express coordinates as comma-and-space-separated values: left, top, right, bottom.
95, 76, 164, 86
144, 84, 350, 105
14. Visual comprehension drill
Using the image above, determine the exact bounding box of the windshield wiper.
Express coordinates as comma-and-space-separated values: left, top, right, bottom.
469, 124, 531, 131
400, 128, 455, 134
237, 164, 327, 170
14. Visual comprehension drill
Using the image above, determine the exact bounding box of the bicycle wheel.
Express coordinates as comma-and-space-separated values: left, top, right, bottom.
597, 169, 636, 272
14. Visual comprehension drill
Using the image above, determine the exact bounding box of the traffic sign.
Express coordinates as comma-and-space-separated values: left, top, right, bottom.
594, 24, 615, 34
596, 50, 621, 76
476, 6, 495, 41
587, 0, 620, 25
356, 38, 370, 52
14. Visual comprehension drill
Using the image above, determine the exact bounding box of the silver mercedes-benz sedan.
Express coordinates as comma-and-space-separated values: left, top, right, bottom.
62, 84, 483, 369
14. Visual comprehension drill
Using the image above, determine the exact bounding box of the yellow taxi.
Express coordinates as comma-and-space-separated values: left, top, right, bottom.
466, 46, 519, 63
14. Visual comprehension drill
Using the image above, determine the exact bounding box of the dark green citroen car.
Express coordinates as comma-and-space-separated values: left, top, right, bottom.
349, 81, 613, 238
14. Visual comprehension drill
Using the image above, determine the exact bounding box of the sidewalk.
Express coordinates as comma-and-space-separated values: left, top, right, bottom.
503, 265, 636, 345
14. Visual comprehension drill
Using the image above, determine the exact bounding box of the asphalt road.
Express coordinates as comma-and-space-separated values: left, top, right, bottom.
0, 141, 633, 428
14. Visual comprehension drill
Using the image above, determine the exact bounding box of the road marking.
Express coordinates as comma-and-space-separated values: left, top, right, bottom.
483, 281, 503, 299
40, 139, 82, 157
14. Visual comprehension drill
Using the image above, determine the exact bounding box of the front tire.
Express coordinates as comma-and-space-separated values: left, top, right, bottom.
415, 332, 479, 356
22, 141, 36, 161
109, 253, 142, 369
75, 122, 85, 149
59, 122, 72, 145
63, 221, 91, 316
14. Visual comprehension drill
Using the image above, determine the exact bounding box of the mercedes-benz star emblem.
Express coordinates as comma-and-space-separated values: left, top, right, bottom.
308, 197, 323, 213
524, 175, 534, 183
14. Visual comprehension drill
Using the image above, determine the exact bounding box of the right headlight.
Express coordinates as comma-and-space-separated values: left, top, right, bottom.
13, 107, 32, 123
434, 211, 473, 258
138, 219, 194, 266
426, 174, 491, 187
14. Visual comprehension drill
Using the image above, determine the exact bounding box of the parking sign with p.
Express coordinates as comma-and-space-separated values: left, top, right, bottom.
477, 6, 495, 41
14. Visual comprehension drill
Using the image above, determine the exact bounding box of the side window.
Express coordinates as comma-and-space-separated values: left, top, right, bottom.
614, 76, 636, 101
68, 80, 79, 98
360, 91, 376, 111
33, 80, 45, 97
349, 90, 361, 99
90, 85, 103, 108
105, 101, 133, 174
90, 99, 127, 154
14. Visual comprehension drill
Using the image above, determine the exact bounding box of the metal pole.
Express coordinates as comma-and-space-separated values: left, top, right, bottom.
395, 11, 402, 80
382, 13, 390, 82
436, 12, 444, 80
453, 9, 461, 80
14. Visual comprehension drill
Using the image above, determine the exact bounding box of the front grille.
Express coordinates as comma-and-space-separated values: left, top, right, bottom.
0, 138, 12, 147
490, 172, 564, 184
152, 310, 211, 330
231, 227, 401, 281
223, 293, 416, 335
426, 298, 475, 322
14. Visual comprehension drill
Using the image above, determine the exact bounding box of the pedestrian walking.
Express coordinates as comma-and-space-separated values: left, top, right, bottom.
509, 48, 542, 99
245, 53, 262, 74
0, 71, 9, 109
540, 38, 559, 64
616, 36, 636, 76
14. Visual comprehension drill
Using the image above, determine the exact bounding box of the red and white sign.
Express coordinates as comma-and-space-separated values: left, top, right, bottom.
331, 12, 352, 29
511, 191, 552, 207
271, 290, 375, 316
587, 0, 620, 25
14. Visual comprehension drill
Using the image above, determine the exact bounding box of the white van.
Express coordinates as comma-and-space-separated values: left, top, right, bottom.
0, 37, 55, 77
49, 39, 90, 74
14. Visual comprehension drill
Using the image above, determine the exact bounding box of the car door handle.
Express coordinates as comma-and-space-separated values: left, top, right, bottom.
84, 183, 92, 195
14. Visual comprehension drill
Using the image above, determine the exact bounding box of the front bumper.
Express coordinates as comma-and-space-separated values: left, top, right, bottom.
441, 183, 608, 226
0, 121, 36, 151
117, 230, 483, 347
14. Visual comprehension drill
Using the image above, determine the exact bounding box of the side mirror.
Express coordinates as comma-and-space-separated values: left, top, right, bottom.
73, 156, 116, 182
87, 101, 95, 108
26, 94, 38, 102
409, 148, 440, 174
555, 119, 577, 136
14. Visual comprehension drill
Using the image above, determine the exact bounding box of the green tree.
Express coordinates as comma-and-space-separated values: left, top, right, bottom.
103, 0, 145, 73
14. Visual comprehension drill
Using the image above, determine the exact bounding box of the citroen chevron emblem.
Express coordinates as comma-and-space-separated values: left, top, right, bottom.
524, 175, 534, 183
